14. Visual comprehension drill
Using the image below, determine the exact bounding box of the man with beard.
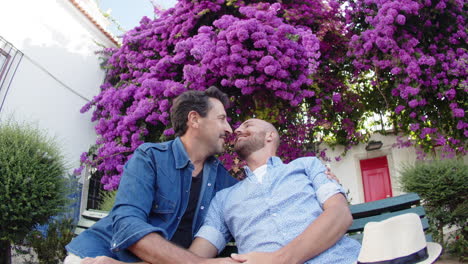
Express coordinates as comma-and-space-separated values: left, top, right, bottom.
66, 87, 240, 264
189, 118, 361, 263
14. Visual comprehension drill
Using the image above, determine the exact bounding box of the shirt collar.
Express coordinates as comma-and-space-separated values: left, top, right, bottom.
244, 156, 283, 177
268, 156, 284, 167
172, 137, 219, 169
173, 137, 191, 169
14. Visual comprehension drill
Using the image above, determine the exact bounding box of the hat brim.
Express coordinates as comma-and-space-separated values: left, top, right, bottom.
353, 242, 443, 264
419, 242, 442, 264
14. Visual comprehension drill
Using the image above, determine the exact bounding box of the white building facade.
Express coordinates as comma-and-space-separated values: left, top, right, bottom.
325, 134, 468, 204
0, 0, 118, 173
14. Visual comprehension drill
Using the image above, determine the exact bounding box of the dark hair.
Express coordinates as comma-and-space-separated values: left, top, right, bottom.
170, 86, 230, 137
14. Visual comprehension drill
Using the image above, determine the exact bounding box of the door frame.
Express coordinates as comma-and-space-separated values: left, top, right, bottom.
360, 156, 393, 202
353, 150, 397, 204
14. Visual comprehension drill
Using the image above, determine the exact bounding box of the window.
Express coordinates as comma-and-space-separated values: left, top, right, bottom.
0, 49, 10, 81
79, 167, 108, 214
0, 36, 23, 113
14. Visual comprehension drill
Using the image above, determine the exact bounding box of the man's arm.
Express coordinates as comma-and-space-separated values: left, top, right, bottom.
81, 235, 238, 264
129, 233, 226, 264
231, 193, 352, 264
276, 193, 352, 263
189, 237, 220, 258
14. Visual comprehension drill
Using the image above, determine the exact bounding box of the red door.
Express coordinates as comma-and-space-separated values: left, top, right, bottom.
360, 156, 392, 202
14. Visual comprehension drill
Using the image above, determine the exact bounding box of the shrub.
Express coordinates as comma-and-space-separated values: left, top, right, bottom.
400, 159, 468, 260
23, 218, 75, 264
0, 121, 68, 264
98, 190, 117, 211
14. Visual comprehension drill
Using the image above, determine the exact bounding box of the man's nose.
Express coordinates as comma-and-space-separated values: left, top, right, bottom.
225, 120, 233, 134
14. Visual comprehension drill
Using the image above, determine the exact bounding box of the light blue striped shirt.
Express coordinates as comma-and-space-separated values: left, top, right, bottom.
195, 156, 360, 263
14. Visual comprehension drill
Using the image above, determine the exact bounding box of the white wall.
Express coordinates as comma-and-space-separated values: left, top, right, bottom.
324, 134, 417, 204
0, 0, 117, 172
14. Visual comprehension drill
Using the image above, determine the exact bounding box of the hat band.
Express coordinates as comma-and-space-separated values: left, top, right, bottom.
358, 247, 428, 264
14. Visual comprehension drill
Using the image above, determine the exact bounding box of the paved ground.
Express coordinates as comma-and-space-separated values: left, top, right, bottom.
435, 254, 466, 264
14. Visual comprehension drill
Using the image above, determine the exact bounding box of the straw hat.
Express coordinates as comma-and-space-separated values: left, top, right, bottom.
355, 213, 442, 264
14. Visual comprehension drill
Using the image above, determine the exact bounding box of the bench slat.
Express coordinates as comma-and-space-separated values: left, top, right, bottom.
77, 217, 100, 229
74, 227, 86, 235
348, 232, 433, 243
348, 206, 427, 232
350, 193, 421, 218
82, 209, 109, 220
73, 210, 109, 235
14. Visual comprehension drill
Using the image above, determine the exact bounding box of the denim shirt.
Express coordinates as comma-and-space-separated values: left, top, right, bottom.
66, 138, 238, 261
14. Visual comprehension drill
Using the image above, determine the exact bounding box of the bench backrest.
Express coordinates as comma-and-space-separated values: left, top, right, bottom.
346, 192, 431, 242
74, 209, 108, 235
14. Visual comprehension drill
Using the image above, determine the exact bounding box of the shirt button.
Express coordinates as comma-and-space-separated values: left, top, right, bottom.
178, 216, 181, 220
273, 213, 278, 217
200, 206, 205, 210
186, 190, 189, 193
207, 183, 212, 187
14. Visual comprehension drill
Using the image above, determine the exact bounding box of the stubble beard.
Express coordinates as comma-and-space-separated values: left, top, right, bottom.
234, 132, 265, 160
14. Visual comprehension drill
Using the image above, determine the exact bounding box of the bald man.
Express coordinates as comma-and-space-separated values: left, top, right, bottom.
189, 119, 360, 263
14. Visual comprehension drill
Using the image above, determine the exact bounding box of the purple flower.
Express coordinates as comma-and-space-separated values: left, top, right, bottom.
453, 108, 465, 118
445, 89, 456, 100
457, 121, 468, 129
395, 105, 405, 114
408, 99, 419, 108
396, 15, 406, 25
234, 79, 248, 88
264, 65, 277, 75
410, 123, 420, 131
332, 93, 342, 103
435, 136, 446, 146
303, 90, 315, 97
391, 67, 401, 75
420, 128, 436, 138
73, 166, 84, 176
407, 87, 420, 96
163, 128, 175, 136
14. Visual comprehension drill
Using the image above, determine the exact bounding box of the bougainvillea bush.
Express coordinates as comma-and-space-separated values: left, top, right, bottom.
78, 0, 467, 190
346, 0, 468, 157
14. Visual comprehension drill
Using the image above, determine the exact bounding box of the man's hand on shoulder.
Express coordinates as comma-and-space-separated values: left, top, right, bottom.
325, 167, 340, 184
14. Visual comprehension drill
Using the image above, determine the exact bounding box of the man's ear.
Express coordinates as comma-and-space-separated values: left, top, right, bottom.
265, 131, 274, 143
187, 110, 200, 129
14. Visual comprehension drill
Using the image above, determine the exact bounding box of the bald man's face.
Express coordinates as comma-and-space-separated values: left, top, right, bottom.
234, 119, 267, 159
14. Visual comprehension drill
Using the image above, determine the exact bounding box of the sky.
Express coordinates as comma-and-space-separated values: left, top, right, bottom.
97, 0, 178, 36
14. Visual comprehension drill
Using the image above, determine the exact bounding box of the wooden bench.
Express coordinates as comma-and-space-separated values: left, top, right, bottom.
74, 193, 431, 255
346, 192, 431, 242
74, 209, 108, 235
